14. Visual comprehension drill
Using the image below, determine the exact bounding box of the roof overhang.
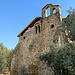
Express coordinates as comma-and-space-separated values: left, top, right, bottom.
17, 17, 41, 37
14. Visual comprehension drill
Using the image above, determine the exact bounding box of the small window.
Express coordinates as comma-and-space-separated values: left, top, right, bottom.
23, 37, 25, 39
38, 25, 40, 33
35, 26, 37, 34
51, 24, 54, 28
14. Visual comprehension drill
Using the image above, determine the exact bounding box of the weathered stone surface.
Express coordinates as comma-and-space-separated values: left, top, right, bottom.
11, 4, 68, 75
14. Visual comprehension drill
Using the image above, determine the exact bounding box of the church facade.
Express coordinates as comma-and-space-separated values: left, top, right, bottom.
11, 4, 68, 75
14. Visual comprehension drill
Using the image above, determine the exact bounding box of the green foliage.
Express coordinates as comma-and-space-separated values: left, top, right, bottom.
0, 43, 7, 73
62, 7, 75, 41
4, 48, 12, 69
40, 42, 75, 75
67, 7, 75, 15
0, 43, 12, 73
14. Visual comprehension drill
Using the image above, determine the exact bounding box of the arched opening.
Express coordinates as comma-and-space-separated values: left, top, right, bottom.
53, 8, 56, 14
38, 25, 40, 33
51, 24, 54, 28
35, 26, 37, 34
47, 8, 50, 17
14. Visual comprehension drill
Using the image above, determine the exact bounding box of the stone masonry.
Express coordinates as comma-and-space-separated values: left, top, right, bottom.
11, 4, 68, 75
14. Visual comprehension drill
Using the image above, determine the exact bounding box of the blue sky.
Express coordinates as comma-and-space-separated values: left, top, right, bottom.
0, 0, 75, 50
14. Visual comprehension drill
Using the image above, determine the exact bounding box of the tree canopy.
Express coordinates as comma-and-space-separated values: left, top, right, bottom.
0, 43, 12, 73
62, 7, 75, 41
40, 42, 75, 75
0, 43, 7, 73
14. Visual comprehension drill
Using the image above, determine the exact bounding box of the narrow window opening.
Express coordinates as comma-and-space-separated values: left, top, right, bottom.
53, 8, 56, 14
38, 25, 40, 33
51, 24, 54, 28
35, 26, 37, 34
47, 8, 50, 17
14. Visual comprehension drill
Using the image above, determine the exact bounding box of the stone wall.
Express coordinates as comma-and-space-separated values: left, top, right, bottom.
11, 4, 67, 75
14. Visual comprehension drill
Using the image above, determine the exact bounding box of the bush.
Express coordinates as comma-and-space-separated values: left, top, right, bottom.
40, 42, 75, 75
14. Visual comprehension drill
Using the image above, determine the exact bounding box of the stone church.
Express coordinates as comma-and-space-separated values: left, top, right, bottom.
11, 4, 68, 75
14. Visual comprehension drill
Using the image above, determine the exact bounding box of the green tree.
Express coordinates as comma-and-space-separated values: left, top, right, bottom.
40, 42, 75, 75
62, 7, 75, 41
0, 43, 12, 73
4, 48, 12, 69
0, 43, 7, 73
